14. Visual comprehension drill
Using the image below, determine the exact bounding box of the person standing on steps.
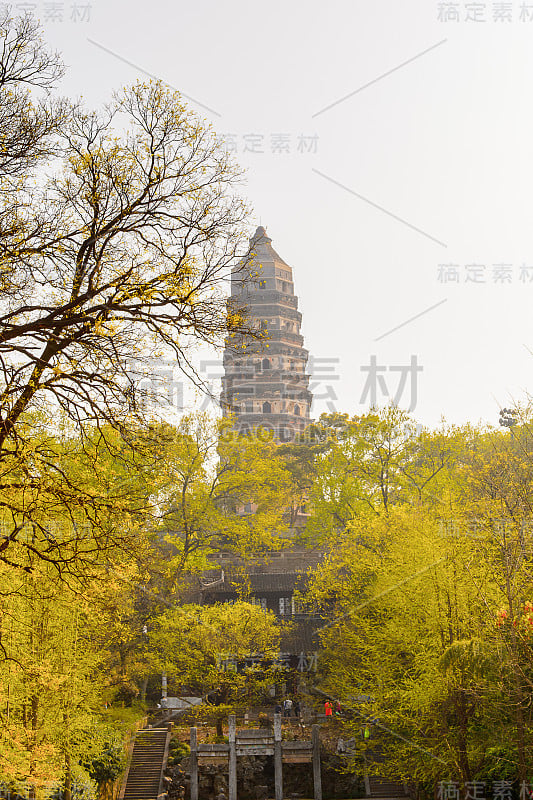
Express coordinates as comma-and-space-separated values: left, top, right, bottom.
336, 737, 346, 754
283, 697, 293, 717
293, 699, 301, 719
324, 700, 333, 717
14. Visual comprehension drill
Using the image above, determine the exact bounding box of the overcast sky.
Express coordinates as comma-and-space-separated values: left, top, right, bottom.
24, 0, 533, 429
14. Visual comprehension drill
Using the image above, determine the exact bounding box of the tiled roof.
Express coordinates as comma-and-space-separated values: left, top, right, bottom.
251, 572, 305, 592
211, 546, 325, 574
202, 571, 306, 596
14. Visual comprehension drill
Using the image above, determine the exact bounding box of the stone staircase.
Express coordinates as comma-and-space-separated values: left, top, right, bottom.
368, 774, 409, 799
122, 728, 169, 800
365, 744, 410, 800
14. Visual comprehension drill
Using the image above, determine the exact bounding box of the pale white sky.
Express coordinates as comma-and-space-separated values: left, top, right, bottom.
27, 0, 533, 429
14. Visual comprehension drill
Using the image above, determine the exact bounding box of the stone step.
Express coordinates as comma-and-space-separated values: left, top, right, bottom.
121, 727, 169, 800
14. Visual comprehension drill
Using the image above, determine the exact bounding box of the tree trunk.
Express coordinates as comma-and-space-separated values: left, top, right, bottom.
64, 750, 72, 800
513, 674, 527, 784
140, 675, 149, 704
455, 693, 472, 785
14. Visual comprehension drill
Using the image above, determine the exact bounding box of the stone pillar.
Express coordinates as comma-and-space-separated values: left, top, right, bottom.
161, 672, 167, 701
274, 712, 283, 800
190, 727, 198, 800
312, 724, 322, 800
363, 761, 371, 797
228, 714, 237, 800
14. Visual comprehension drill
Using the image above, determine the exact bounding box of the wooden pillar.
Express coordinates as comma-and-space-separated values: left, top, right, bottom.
228, 714, 237, 800
274, 712, 283, 800
312, 724, 322, 800
190, 727, 198, 800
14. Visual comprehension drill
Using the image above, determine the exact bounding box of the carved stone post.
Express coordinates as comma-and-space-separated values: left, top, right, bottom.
312, 724, 322, 800
229, 714, 237, 800
190, 727, 198, 800
274, 712, 283, 800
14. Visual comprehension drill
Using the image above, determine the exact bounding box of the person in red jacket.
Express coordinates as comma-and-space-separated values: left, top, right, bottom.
324, 700, 333, 716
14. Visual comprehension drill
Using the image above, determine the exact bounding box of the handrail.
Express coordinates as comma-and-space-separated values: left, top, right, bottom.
157, 723, 172, 800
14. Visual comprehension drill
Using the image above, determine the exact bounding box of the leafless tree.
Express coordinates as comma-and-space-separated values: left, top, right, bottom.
0, 12, 260, 571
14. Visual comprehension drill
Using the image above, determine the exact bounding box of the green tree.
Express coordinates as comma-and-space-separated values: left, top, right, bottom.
303, 407, 427, 546
0, 415, 165, 576
147, 600, 283, 729
153, 415, 293, 587
0, 561, 105, 792
301, 417, 533, 789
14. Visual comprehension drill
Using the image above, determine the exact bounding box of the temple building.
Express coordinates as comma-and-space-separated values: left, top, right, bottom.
221, 226, 312, 442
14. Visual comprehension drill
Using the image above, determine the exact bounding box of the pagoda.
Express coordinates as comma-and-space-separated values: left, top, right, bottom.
221, 226, 312, 442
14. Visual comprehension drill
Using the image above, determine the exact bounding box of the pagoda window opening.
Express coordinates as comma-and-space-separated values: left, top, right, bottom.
263, 401, 272, 413
262, 358, 271, 370
279, 597, 293, 616
294, 405, 300, 416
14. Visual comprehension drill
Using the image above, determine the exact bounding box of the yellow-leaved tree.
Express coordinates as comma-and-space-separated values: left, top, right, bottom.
0, 10, 262, 571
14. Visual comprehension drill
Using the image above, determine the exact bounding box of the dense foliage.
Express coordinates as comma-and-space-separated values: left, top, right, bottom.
298, 408, 533, 789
